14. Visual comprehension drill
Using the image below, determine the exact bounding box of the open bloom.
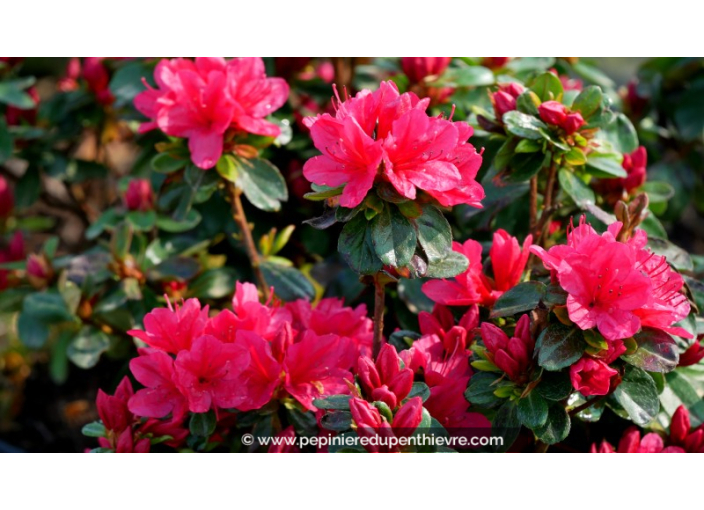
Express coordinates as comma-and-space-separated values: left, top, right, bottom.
422, 229, 532, 308
531, 217, 691, 342
570, 356, 619, 396
135, 57, 288, 169
481, 315, 534, 383
302, 80, 483, 208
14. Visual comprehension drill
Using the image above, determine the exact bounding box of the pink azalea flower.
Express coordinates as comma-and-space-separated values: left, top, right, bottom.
135, 57, 288, 169
128, 349, 188, 420
349, 396, 424, 453
531, 216, 692, 342
286, 297, 373, 356
303, 81, 484, 208
128, 297, 209, 354
96, 376, 134, 435
422, 229, 532, 308
174, 335, 246, 413
569, 356, 619, 396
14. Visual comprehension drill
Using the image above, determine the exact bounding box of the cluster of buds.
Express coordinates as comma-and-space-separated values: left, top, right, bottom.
480, 315, 534, 384
538, 101, 585, 135
491, 83, 524, 122
357, 344, 413, 410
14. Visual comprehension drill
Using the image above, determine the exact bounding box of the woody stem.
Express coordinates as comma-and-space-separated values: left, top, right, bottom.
568, 395, 606, 417
372, 276, 387, 360
228, 182, 270, 301
536, 159, 558, 243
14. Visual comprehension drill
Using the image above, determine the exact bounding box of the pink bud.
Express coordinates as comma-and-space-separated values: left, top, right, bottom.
371, 386, 397, 410
492, 90, 517, 121
357, 356, 381, 395
387, 370, 413, 403
392, 396, 423, 437
618, 427, 642, 453
349, 397, 383, 429
670, 405, 690, 445
376, 343, 400, 381
561, 112, 585, 135
538, 101, 568, 126
481, 322, 509, 353
0, 176, 14, 219
494, 349, 521, 381
401, 57, 451, 83
124, 179, 154, 212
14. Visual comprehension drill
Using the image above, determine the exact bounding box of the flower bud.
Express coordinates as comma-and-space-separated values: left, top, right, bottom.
538, 101, 568, 126
561, 112, 585, 135
0, 176, 14, 220
569, 357, 618, 396
124, 179, 155, 212
401, 57, 451, 83
26, 253, 54, 288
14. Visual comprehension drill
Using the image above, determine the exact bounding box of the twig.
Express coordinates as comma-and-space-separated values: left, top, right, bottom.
228, 182, 270, 301
372, 276, 387, 360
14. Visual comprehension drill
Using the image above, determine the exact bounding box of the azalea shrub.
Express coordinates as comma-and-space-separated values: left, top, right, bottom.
1, 57, 703, 453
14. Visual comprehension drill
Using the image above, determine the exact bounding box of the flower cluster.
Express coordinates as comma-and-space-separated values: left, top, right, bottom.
135, 57, 289, 169
592, 405, 704, 453
302, 80, 484, 208
58, 57, 115, 105
123, 282, 371, 425
422, 229, 532, 308
538, 101, 586, 135
530, 216, 692, 343
480, 314, 534, 384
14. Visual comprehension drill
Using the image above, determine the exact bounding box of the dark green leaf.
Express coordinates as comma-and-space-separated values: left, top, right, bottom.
82, 422, 107, 438
152, 152, 187, 174
0, 77, 37, 108
537, 324, 586, 371
503, 111, 548, 140
534, 403, 571, 445
641, 181, 675, 204
517, 391, 549, 429
321, 411, 353, 432
235, 157, 288, 212
536, 371, 573, 401
413, 205, 451, 264
507, 151, 548, 182
14, 168, 40, 208
189, 411, 217, 437
85, 208, 122, 240
186, 267, 238, 299
126, 210, 157, 231
303, 186, 345, 201
424, 251, 469, 278
407, 382, 431, 403
313, 395, 351, 411
647, 237, 693, 272
622, 328, 679, 373
67, 327, 110, 369
571, 86, 603, 119
464, 372, 503, 408
0, 119, 12, 163
491, 282, 546, 318
338, 214, 382, 275
491, 400, 521, 452
260, 262, 315, 302
371, 205, 417, 268
612, 365, 659, 426
156, 209, 202, 233
601, 113, 638, 154
109, 61, 154, 107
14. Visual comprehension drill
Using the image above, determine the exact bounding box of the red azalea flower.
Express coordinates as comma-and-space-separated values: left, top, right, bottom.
422, 229, 532, 308
679, 338, 704, 367
174, 335, 246, 413
531, 217, 691, 342
481, 314, 534, 384
569, 357, 619, 396
135, 57, 288, 169
128, 349, 188, 420
286, 297, 373, 357
356, 343, 413, 409
302, 80, 483, 208
128, 297, 209, 354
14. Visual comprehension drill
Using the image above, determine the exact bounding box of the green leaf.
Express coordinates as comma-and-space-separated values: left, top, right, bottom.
82, 422, 107, 438
18, 292, 75, 348
85, 208, 122, 240
641, 181, 675, 204
600, 113, 638, 154
156, 209, 202, 233
189, 411, 217, 437
517, 391, 549, 429
215, 154, 238, 182
503, 111, 548, 140
303, 186, 344, 201
440, 66, 494, 87
491, 282, 546, 318
0, 77, 37, 108
0, 119, 13, 163
17, 313, 50, 349
612, 365, 659, 426
424, 251, 469, 278
14, 168, 40, 208
530, 72, 564, 102
152, 152, 187, 174
235, 157, 288, 212
536, 372, 573, 401
186, 267, 238, 299
564, 147, 587, 166
663, 372, 704, 425
260, 262, 315, 302
407, 382, 431, 403
586, 155, 627, 178
647, 237, 693, 272
413, 205, 451, 264
534, 403, 571, 445
558, 168, 595, 208
338, 214, 382, 275
622, 328, 679, 373
491, 400, 521, 452
515, 90, 541, 116
371, 205, 417, 268
126, 210, 157, 231
506, 151, 548, 182
149, 257, 200, 281
321, 410, 353, 432
464, 372, 503, 408
109, 60, 154, 107
313, 395, 351, 411
571, 86, 603, 119
537, 324, 586, 371
67, 327, 110, 369
515, 139, 541, 153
